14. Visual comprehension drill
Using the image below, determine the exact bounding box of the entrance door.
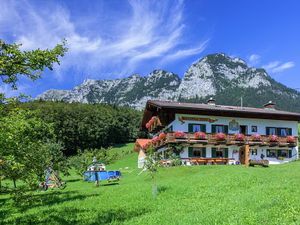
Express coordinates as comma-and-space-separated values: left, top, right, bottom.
239, 125, 248, 135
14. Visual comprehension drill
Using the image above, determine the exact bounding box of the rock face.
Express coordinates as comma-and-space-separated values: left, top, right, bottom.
37, 53, 300, 112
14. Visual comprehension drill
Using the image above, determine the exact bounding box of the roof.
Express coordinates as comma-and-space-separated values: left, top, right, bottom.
141, 100, 300, 128
134, 139, 152, 152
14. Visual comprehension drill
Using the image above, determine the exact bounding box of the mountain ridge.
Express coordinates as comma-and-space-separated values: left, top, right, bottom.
38, 53, 300, 112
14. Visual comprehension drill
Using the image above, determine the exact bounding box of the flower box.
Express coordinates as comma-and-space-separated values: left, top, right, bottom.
194, 132, 207, 140
235, 133, 245, 141
269, 135, 279, 142
251, 134, 262, 141
216, 132, 226, 141
287, 136, 296, 143
174, 131, 186, 139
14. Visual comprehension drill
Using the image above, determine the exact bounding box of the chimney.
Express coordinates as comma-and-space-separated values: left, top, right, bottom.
263, 101, 276, 110
207, 97, 216, 105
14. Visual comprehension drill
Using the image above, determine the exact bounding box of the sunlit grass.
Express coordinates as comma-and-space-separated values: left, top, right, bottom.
1, 143, 300, 224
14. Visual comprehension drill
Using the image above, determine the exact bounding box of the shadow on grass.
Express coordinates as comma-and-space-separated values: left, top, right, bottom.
65, 178, 82, 183
3, 206, 149, 225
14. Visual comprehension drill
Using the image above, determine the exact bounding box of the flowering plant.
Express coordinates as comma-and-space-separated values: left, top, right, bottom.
287, 136, 296, 143
159, 133, 166, 140
145, 122, 150, 129
174, 131, 185, 138
194, 132, 207, 140
251, 134, 262, 141
235, 133, 245, 141
269, 135, 278, 142
152, 136, 160, 144
216, 132, 226, 141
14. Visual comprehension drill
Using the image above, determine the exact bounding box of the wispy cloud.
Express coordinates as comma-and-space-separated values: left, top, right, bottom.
263, 61, 295, 73
0, 0, 209, 82
248, 54, 261, 66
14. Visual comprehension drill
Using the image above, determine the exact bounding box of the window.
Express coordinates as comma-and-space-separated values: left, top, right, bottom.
251, 126, 257, 132
266, 127, 276, 135
188, 147, 206, 157
267, 149, 277, 158
251, 149, 257, 155
266, 149, 292, 158
278, 150, 289, 158
212, 148, 228, 158
188, 124, 206, 132
212, 125, 228, 134
266, 127, 292, 136
277, 128, 292, 136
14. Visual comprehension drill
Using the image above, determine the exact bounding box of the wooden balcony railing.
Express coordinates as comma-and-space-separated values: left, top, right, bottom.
151, 132, 298, 149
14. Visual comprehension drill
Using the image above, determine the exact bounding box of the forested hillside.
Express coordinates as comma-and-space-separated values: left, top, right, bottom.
18, 101, 142, 155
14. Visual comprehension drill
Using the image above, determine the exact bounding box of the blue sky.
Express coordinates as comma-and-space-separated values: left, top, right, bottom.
1, 0, 300, 97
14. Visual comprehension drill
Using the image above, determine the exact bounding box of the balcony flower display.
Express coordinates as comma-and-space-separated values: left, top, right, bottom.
142, 142, 151, 150
251, 134, 262, 141
159, 132, 166, 140
152, 136, 160, 144
287, 136, 296, 143
216, 132, 226, 141
194, 131, 207, 140
269, 135, 279, 142
174, 131, 186, 138
234, 133, 245, 141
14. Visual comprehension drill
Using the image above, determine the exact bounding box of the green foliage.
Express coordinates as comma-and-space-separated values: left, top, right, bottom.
19, 101, 142, 155
0, 108, 68, 189
0, 39, 67, 89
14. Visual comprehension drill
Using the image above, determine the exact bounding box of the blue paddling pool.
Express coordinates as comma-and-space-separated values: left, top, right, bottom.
83, 170, 121, 183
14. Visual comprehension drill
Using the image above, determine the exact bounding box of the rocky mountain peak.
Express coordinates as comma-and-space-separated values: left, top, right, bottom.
37, 53, 300, 112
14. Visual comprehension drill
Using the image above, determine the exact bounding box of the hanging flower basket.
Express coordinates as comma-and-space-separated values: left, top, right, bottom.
269, 135, 279, 142
251, 134, 262, 141
174, 131, 186, 138
159, 132, 166, 140
287, 136, 296, 143
216, 132, 226, 141
194, 132, 207, 140
235, 133, 245, 141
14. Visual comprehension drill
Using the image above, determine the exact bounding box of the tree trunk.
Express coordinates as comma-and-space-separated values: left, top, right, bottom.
13, 179, 17, 188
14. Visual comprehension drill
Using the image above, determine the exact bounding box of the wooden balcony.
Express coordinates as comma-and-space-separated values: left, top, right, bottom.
152, 132, 298, 149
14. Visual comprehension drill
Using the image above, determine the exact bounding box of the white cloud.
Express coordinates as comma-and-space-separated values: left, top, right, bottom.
248, 54, 261, 65
0, 0, 208, 81
263, 61, 295, 73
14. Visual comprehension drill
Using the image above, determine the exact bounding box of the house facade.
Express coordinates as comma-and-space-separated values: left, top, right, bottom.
134, 99, 300, 168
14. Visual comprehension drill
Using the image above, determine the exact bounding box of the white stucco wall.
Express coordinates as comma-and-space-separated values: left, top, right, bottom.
168, 113, 298, 136
178, 145, 298, 164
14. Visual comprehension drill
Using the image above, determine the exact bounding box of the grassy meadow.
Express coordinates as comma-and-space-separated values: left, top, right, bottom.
1, 143, 300, 225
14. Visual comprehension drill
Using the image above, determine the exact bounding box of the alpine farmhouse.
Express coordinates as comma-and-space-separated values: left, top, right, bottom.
134, 99, 300, 168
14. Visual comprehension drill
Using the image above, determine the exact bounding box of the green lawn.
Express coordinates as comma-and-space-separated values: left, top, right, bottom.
1, 143, 300, 225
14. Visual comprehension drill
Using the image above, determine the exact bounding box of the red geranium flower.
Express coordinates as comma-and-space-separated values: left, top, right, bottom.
235, 133, 245, 141
194, 132, 207, 140
174, 131, 185, 138
287, 136, 296, 143
251, 134, 261, 141
216, 132, 226, 141
269, 135, 278, 142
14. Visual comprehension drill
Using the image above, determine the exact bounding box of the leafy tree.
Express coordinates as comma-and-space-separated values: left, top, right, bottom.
0, 39, 67, 89
144, 147, 160, 198
0, 108, 68, 189
19, 101, 142, 155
